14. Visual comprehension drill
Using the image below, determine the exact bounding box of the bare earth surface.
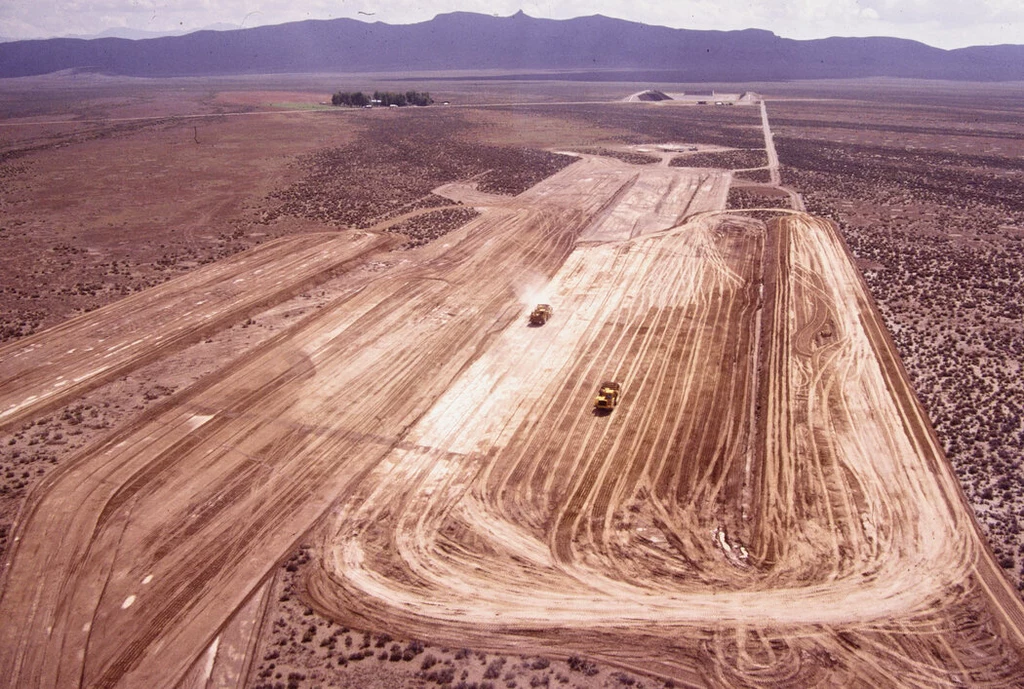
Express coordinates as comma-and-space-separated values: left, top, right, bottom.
0, 231, 396, 430
1, 77, 1023, 689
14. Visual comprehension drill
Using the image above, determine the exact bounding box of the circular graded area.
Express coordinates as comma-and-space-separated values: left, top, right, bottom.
303, 211, 1024, 687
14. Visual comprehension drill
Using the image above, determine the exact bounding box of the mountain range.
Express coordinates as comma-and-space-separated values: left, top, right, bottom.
1, 11, 1021, 81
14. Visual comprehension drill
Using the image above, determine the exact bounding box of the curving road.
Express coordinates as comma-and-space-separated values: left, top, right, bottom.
307, 211, 1024, 687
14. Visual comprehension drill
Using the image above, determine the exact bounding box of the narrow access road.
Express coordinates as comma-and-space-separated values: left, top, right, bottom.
760, 100, 805, 212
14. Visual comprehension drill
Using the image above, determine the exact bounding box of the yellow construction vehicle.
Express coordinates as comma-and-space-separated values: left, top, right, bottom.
594, 381, 621, 411
529, 303, 553, 326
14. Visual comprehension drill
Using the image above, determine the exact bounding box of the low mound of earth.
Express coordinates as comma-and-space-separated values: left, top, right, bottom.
636, 90, 673, 102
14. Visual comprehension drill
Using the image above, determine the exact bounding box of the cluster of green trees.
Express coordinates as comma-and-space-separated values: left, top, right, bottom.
331, 91, 370, 107
376, 90, 433, 106
331, 90, 433, 107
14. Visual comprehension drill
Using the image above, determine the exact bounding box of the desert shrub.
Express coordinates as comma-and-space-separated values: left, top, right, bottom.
425, 667, 456, 685
567, 655, 599, 676
484, 658, 506, 679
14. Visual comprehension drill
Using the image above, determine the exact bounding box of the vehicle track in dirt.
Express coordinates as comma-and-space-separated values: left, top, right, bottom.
306, 211, 1024, 688
0, 231, 397, 431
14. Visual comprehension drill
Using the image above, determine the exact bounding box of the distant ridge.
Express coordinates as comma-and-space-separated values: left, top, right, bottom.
60, 24, 240, 41
0, 11, 1022, 81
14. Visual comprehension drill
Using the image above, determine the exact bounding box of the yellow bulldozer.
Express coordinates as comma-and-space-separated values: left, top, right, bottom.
594, 381, 621, 411
529, 303, 553, 326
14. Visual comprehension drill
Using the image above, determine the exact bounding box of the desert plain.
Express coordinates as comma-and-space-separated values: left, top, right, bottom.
1, 74, 1024, 688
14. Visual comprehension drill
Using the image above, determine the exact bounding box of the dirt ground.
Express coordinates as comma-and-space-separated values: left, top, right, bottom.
1, 75, 1024, 689
769, 87, 1024, 590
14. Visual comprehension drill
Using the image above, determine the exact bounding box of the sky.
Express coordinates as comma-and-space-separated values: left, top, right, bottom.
1, 0, 1021, 49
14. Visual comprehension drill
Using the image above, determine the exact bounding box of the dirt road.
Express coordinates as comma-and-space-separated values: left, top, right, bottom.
0, 232, 396, 431
760, 100, 805, 211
